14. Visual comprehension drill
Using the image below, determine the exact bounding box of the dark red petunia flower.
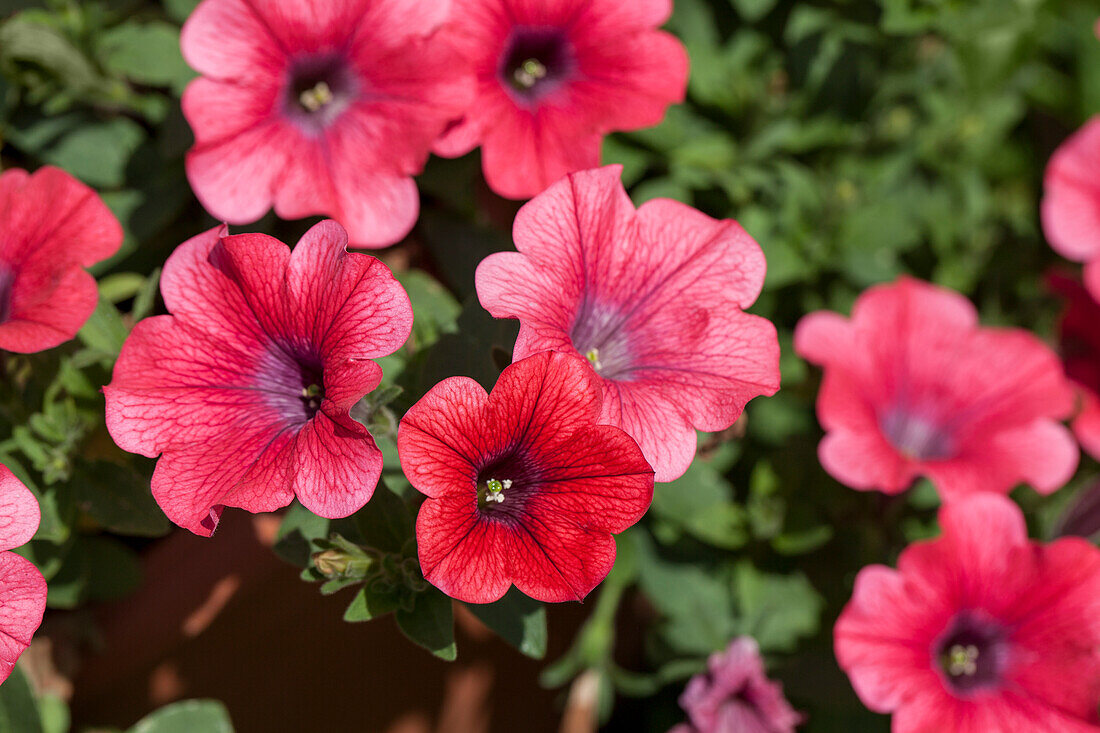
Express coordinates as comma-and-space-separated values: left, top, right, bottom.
1049, 272, 1100, 461
835, 494, 1100, 733
434, 0, 688, 199
794, 276, 1077, 499
0, 166, 122, 353
105, 221, 412, 536
398, 351, 654, 604
1043, 116, 1100, 302
181, 0, 471, 248
0, 465, 46, 686
670, 636, 803, 733
476, 166, 780, 482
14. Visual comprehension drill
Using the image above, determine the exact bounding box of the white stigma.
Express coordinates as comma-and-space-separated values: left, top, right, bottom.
300, 81, 334, 112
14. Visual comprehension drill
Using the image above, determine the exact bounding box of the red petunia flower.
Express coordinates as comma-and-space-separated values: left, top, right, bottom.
1043, 117, 1100, 301
835, 493, 1100, 733
0, 465, 46, 686
476, 166, 780, 482
104, 221, 412, 536
1049, 272, 1100, 461
794, 276, 1077, 499
0, 166, 122, 353
434, 0, 688, 199
398, 351, 654, 604
180, 0, 471, 248
670, 636, 803, 733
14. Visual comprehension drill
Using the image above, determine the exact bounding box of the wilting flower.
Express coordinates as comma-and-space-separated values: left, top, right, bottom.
0, 166, 122, 353
105, 221, 412, 536
434, 0, 688, 199
0, 465, 46, 686
476, 166, 780, 482
1049, 272, 1100, 461
794, 276, 1077, 499
1043, 116, 1100, 301
180, 0, 471, 248
670, 637, 802, 733
398, 351, 654, 603
835, 493, 1100, 733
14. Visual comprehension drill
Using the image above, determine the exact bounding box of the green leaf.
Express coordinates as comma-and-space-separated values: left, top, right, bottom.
98, 273, 146, 304
734, 562, 823, 653
72, 460, 170, 537
36, 694, 68, 733
128, 700, 234, 733
273, 502, 330, 568
651, 460, 748, 549
99, 22, 196, 92
12, 116, 145, 189
47, 536, 142, 608
635, 533, 735, 655
730, 0, 779, 22
77, 297, 130, 357
342, 583, 404, 622
397, 270, 461, 352
396, 588, 457, 661
465, 588, 548, 659
0, 664, 43, 733
351, 479, 414, 555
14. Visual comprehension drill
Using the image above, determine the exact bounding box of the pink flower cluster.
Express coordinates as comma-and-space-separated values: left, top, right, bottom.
0, 466, 46, 686
791, 274, 1100, 731
179, 0, 689, 247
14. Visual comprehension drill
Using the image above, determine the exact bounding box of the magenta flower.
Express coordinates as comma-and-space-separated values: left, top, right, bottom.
398, 351, 654, 604
180, 0, 471, 248
0, 166, 122, 353
794, 276, 1077, 499
1043, 116, 1100, 301
835, 494, 1100, 733
104, 221, 412, 536
0, 465, 46, 686
1049, 272, 1100, 462
670, 637, 802, 733
434, 0, 688, 199
476, 166, 780, 482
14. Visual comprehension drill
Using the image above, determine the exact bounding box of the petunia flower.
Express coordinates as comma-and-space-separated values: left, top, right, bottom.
1043, 116, 1100, 301
398, 350, 654, 604
0, 465, 46, 686
1049, 272, 1100, 461
476, 166, 780, 482
104, 221, 412, 536
794, 276, 1077, 499
434, 0, 688, 199
669, 636, 803, 733
180, 0, 471, 248
0, 166, 122, 353
835, 493, 1100, 733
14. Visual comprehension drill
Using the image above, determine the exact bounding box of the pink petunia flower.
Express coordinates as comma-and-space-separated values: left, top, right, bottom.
1042, 116, 1100, 301
835, 493, 1100, 733
670, 636, 802, 733
1049, 272, 1100, 461
104, 221, 412, 536
476, 166, 780, 482
0, 166, 122, 353
0, 465, 46, 686
398, 350, 654, 603
434, 0, 688, 199
180, 0, 471, 248
794, 276, 1077, 499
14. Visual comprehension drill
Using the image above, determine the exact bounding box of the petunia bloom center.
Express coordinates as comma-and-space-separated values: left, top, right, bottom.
256, 342, 326, 427
879, 408, 954, 460
284, 54, 358, 131
933, 612, 1008, 696
571, 303, 635, 380
478, 477, 512, 509
499, 27, 575, 104
0, 264, 14, 325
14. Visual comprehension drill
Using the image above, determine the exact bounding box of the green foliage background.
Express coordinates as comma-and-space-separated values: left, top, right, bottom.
2, 0, 1099, 731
